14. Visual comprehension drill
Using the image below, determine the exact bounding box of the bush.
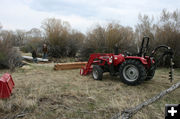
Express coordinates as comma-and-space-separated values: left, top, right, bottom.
48, 44, 66, 58
20, 38, 44, 54
0, 40, 22, 70
79, 23, 136, 60
79, 46, 95, 60
42, 18, 84, 58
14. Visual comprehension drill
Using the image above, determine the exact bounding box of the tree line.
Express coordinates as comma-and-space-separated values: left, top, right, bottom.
0, 9, 180, 68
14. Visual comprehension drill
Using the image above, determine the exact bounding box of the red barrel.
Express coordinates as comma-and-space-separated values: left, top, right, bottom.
0, 73, 15, 98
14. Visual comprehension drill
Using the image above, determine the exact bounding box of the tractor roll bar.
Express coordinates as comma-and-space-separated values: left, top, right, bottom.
139, 36, 150, 57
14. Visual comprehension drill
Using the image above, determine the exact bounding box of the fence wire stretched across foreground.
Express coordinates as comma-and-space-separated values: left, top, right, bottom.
110, 81, 180, 119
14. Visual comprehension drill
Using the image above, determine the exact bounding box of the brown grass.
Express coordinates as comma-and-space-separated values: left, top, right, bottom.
0, 64, 180, 119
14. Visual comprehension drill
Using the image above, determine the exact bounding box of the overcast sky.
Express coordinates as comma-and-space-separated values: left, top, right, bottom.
0, 0, 179, 33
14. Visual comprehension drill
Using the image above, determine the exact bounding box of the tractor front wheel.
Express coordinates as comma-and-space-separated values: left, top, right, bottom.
92, 65, 103, 80
119, 60, 147, 85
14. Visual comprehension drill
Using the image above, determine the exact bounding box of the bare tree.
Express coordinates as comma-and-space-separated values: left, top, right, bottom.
155, 9, 180, 67
41, 18, 78, 57
14, 30, 27, 46
0, 22, 2, 30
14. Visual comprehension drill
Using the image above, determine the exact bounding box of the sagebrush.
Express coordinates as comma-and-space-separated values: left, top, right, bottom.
0, 39, 22, 70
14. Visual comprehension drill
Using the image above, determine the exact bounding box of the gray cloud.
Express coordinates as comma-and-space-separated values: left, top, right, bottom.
0, 0, 179, 32
29, 0, 98, 17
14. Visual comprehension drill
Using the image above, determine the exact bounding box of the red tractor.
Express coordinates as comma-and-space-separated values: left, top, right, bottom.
80, 36, 174, 85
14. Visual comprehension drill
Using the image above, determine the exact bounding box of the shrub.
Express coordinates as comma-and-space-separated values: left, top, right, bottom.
42, 18, 84, 58
79, 23, 136, 60
0, 40, 22, 70
20, 38, 44, 54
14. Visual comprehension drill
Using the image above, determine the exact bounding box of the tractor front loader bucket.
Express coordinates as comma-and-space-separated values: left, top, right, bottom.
0, 73, 15, 99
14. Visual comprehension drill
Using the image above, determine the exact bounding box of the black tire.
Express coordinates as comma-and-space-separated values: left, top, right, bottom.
119, 59, 147, 85
109, 73, 118, 77
92, 65, 103, 80
145, 69, 155, 81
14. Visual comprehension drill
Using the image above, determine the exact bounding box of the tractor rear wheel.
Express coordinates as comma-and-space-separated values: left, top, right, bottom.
145, 69, 155, 81
119, 60, 147, 85
92, 65, 103, 80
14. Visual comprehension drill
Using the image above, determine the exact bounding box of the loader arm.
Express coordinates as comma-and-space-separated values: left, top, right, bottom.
80, 53, 114, 75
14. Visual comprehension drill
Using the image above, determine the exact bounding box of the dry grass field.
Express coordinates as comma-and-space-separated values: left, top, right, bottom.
0, 63, 180, 119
